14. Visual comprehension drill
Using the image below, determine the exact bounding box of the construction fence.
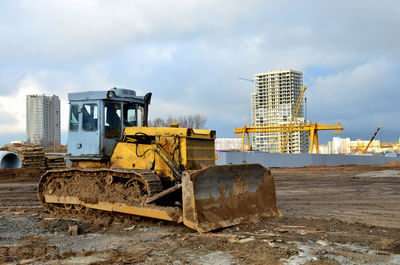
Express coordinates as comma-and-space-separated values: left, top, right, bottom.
216, 151, 400, 168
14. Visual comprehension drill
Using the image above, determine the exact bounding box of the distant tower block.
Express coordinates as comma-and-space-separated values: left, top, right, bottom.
251, 69, 309, 153
26, 94, 61, 147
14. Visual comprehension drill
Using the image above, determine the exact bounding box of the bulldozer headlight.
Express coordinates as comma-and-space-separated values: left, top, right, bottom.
107, 91, 115, 98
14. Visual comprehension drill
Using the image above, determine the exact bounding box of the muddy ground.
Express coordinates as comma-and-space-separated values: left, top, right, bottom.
1, 165, 400, 264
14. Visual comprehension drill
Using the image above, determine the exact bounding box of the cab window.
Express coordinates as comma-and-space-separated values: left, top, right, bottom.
82, 104, 98, 131
105, 102, 121, 138
123, 103, 137, 127
69, 104, 79, 131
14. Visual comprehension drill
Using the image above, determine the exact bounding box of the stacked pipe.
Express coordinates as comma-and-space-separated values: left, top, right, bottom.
0, 151, 22, 169
3, 143, 46, 170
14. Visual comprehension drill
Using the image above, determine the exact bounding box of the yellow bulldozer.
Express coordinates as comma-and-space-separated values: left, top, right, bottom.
38, 88, 280, 232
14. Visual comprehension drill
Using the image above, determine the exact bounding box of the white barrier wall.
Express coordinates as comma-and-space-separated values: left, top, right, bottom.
216, 151, 400, 168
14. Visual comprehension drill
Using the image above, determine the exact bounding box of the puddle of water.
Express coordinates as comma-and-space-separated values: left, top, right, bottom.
54, 253, 109, 265
280, 244, 318, 265
389, 254, 400, 264
281, 240, 399, 265
356, 170, 400, 178
333, 242, 369, 253
191, 251, 235, 265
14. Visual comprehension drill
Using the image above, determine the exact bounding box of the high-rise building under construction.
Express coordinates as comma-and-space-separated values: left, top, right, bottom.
251, 69, 309, 153
26, 94, 60, 147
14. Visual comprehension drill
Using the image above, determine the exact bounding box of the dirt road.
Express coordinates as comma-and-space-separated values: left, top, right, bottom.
1, 165, 400, 264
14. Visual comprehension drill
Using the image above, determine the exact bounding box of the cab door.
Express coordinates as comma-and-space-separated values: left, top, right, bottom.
67, 101, 101, 156
102, 101, 123, 157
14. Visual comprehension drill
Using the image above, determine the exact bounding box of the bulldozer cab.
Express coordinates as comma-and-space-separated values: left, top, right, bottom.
67, 88, 151, 159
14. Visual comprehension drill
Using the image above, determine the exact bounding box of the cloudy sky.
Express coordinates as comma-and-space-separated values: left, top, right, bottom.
0, 0, 399, 146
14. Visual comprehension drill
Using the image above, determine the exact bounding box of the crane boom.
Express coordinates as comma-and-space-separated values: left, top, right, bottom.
363, 126, 381, 154
238, 77, 254, 83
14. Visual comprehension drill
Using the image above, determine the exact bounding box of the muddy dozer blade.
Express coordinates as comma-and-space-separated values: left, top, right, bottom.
182, 163, 281, 232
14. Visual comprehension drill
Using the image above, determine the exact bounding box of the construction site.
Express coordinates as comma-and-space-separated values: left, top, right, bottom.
1, 161, 400, 264
0, 78, 400, 264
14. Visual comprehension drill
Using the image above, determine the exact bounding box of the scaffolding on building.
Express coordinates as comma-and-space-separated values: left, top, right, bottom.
251, 69, 309, 153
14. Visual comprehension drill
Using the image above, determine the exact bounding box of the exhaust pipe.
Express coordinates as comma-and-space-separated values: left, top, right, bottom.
0, 151, 22, 169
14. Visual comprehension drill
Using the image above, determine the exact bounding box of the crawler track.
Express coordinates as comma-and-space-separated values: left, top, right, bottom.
38, 168, 164, 211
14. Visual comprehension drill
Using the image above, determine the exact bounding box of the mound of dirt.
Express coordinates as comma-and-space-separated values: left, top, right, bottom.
384, 160, 400, 167
0, 168, 42, 181
34, 218, 94, 234
305, 164, 327, 168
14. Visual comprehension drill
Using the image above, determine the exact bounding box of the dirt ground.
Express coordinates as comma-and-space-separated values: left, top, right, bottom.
1, 165, 400, 264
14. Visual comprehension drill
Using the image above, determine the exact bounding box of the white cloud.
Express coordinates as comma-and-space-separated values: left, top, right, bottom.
309, 58, 399, 110
306, 57, 400, 140
0, 0, 261, 63
149, 98, 192, 119
1, 0, 399, 67
146, 45, 177, 63
0, 63, 116, 136
0, 76, 43, 134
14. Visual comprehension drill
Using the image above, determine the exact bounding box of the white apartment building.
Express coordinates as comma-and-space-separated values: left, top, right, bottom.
26, 94, 61, 147
326, 137, 387, 154
251, 69, 309, 153
215, 138, 247, 151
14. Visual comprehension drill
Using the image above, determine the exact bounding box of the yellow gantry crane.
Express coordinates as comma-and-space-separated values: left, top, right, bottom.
235, 123, 343, 154
381, 141, 400, 153
280, 86, 307, 153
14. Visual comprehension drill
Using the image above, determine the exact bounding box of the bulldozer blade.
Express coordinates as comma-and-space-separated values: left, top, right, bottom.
182, 164, 281, 232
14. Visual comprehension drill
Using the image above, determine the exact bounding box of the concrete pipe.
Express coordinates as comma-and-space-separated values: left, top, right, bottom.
0, 151, 22, 169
